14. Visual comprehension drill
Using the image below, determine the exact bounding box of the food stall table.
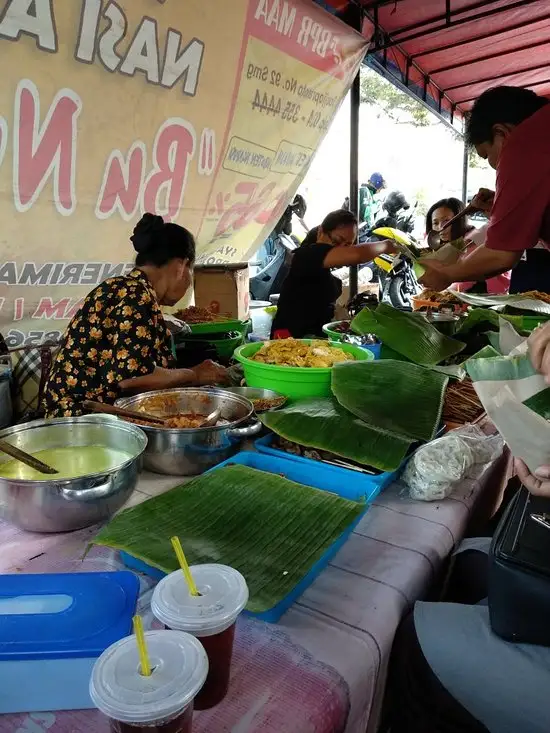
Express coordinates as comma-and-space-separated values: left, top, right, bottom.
0, 453, 509, 733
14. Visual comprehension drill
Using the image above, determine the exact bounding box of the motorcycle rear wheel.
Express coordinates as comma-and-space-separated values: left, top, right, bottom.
388, 275, 414, 309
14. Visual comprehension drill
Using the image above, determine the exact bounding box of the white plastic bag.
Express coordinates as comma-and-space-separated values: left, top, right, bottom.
466, 320, 550, 473
402, 425, 503, 501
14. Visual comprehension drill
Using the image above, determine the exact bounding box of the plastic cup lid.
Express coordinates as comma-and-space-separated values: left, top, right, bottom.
151, 564, 249, 637
90, 630, 208, 724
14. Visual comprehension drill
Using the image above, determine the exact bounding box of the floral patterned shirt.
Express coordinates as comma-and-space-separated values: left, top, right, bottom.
42, 269, 174, 418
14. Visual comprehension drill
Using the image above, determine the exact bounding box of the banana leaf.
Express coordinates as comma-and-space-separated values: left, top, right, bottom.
93, 465, 364, 614
466, 352, 538, 382
332, 359, 448, 442
261, 398, 411, 471
456, 308, 524, 336
380, 343, 465, 379
380, 344, 410, 362
524, 389, 550, 419
351, 303, 465, 365
454, 292, 550, 315
468, 345, 501, 361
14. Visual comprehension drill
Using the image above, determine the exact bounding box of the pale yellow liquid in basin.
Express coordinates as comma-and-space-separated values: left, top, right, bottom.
0, 446, 133, 480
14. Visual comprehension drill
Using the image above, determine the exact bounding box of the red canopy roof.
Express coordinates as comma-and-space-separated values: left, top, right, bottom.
324, 0, 550, 125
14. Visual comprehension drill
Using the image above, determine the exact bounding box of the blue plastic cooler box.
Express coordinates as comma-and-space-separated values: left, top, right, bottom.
0, 571, 139, 713
121, 451, 369, 622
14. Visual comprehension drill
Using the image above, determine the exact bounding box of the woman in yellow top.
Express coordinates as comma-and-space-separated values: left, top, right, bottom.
42, 214, 227, 418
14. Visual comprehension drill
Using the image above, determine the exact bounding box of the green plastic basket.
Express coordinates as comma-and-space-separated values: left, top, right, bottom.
234, 340, 372, 401
211, 332, 244, 359
189, 318, 244, 335
175, 331, 244, 360
322, 321, 351, 342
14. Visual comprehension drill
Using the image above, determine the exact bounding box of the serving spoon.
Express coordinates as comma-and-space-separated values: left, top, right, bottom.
82, 400, 167, 426
0, 440, 58, 475
199, 408, 221, 427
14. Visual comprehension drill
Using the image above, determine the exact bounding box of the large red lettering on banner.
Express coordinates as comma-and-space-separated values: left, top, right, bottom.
142, 119, 196, 222
14, 80, 81, 216
96, 143, 146, 221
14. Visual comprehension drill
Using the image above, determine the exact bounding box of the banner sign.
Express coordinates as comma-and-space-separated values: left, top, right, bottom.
0, 0, 366, 348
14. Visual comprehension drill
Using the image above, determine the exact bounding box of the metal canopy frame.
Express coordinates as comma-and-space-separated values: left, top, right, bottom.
369, 0, 536, 51
316, 0, 550, 295
359, 0, 550, 121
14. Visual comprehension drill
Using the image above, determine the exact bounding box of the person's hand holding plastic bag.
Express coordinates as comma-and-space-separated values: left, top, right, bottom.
515, 459, 550, 498
510, 323, 550, 496
465, 319, 550, 477
528, 322, 550, 385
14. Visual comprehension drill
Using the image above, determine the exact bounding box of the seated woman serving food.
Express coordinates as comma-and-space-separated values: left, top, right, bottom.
271, 209, 396, 338
42, 214, 228, 418
425, 197, 509, 295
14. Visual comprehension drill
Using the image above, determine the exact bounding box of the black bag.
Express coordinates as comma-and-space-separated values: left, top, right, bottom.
488, 486, 550, 645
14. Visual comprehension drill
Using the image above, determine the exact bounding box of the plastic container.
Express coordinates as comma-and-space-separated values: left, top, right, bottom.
412, 296, 466, 313
254, 433, 400, 498
322, 323, 381, 359
152, 565, 248, 710
121, 451, 368, 623
176, 331, 244, 361
322, 321, 351, 341
420, 312, 461, 336
249, 301, 273, 340
90, 629, 208, 732
364, 342, 382, 359
234, 340, 371, 400
188, 319, 244, 335
0, 571, 139, 713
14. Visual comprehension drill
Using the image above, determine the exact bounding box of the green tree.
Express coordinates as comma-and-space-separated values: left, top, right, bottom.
360, 66, 432, 127
360, 66, 490, 177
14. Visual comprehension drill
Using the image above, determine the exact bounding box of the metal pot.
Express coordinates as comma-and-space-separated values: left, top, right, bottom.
0, 417, 147, 533
115, 388, 261, 476
222, 387, 287, 412
422, 312, 461, 336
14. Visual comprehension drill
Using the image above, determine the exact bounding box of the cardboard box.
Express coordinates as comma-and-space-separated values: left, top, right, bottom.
194, 264, 250, 321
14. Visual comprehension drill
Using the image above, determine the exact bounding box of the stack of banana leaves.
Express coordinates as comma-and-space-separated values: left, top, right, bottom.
262, 303, 486, 472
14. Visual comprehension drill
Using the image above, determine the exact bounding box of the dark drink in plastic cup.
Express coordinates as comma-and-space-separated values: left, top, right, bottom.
152, 564, 248, 710
109, 705, 192, 732
90, 629, 208, 731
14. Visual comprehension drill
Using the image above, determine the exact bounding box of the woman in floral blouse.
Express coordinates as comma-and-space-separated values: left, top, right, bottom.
42, 214, 228, 418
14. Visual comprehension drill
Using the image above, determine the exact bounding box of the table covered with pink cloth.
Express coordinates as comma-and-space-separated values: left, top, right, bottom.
0, 454, 508, 733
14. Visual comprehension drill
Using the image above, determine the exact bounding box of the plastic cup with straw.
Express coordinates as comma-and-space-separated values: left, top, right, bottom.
171, 535, 200, 596
151, 539, 248, 710
133, 614, 151, 676
89, 618, 208, 731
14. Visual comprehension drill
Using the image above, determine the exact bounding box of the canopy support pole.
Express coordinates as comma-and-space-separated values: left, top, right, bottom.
462, 138, 469, 204
348, 3, 364, 300
349, 69, 360, 298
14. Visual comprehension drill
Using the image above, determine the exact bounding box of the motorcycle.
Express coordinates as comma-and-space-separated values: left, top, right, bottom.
356, 191, 421, 309
249, 195, 307, 302
371, 226, 422, 309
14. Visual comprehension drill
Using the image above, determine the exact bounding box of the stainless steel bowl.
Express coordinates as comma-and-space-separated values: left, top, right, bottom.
0, 417, 147, 533
421, 312, 461, 336
222, 387, 287, 412
115, 388, 261, 476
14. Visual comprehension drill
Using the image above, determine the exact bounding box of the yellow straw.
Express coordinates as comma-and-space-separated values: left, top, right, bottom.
133, 615, 151, 677
171, 535, 199, 596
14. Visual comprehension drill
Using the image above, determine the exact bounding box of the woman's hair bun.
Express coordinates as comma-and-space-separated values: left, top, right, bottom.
131, 213, 165, 253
